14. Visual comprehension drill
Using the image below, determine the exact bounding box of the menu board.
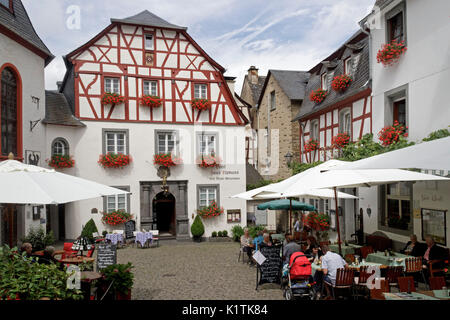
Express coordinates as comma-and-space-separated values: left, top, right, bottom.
97, 243, 117, 270
257, 246, 282, 288
125, 220, 136, 239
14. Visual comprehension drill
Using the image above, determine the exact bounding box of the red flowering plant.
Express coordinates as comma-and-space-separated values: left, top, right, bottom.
304, 139, 319, 152
101, 210, 132, 226
47, 154, 75, 169
197, 201, 224, 219
332, 132, 351, 149
331, 74, 353, 92
376, 40, 407, 66
197, 154, 222, 168
98, 153, 132, 168
101, 92, 126, 105
378, 121, 408, 146
309, 89, 328, 103
304, 212, 330, 232
191, 98, 210, 111
141, 95, 162, 108
153, 153, 182, 167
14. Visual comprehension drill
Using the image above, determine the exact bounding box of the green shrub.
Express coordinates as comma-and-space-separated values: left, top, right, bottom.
190, 215, 205, 238
222, 230, 228, 237
422, 128, 450, 142
211, 231, 217, 237
230, 225, 244, 242
80, 218, 98, 242
100, 262, 134, 295
217, 231, 223, 237
248, 225, 266, 239
102, 230, 108, 237
22, 227, 55, 252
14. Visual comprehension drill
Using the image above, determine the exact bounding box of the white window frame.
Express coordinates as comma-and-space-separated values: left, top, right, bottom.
144, 34, 154, 50
52, 139, 68, 156
104, 77, 120, 94
156, 131, 177, 155
143, 80, 158, 96
106, 193, 127, 213
344, 57, 352, 75
198, 133, 217, 156
105, 131, 127, 155
194, 83, 208, 99
321, 72, 328, 90
198, 186, 218, 208
339, 108, 352, 135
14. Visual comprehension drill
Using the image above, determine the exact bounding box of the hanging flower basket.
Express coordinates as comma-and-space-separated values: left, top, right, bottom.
101, 92, 126, 105
376, 40, 407, 66
98, 153, 132, 168
304, 139, 319, 152
191, 98, 211, 111
197, 155, 221, 168
197, 201, 224, 219
332, 132, 351, 149
153, 153, 182, 167
141, 95, 162, 108
331, 74, 353, 92
309, 89, 328, 103
47, 155, 75, 169
102, 210, 133, 226
378, 121, 408, 146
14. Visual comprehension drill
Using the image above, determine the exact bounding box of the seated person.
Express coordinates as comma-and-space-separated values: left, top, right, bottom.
38, 246, 60, 265
401, 234, 426, 257
422, 235, 447, 274
303, 236, 318, 255
251, 231, 264, 251
321, 245, 348, 298
20, 242, 33, 258
282, 234, 302, 265
262, 228, 273, 243
307, 244, 323, 263
259, 233, 273, 248
240, 228, 253, 261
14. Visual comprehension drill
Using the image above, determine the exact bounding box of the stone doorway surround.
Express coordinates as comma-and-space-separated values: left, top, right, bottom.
140, 180, 190, 241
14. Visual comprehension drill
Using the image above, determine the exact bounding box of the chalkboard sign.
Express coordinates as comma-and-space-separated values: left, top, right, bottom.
97, 243, 117, 270
256, 246, 282, 289
125, 220, 136, 239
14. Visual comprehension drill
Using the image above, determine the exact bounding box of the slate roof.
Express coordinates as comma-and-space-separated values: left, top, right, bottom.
246, 163, 264, 185
111, 10, 187, 30
293, 31, 370, 121
43, 91, 85, 127
269, 70, 310, 101
0, 0, 53, 65
244, 75, 266, 106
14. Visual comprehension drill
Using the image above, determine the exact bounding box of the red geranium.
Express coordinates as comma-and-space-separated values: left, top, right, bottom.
303, 212, 330, 232
331, 74, 352, 92
47, 154, 75, 169
153, 153, 182, 167
191, 98, 211, 111
197, 155, 221, 168
304, 139, 319, 152
332, 132, 351, 149
378, 121, 408, 146
377, 40, 407, 66
141, 95, 162, 108
101, 92, 126, 105
309, 89, 328, 103
197, 201, 223, 219
102, 210, 132, 226
98, 153, 132, 168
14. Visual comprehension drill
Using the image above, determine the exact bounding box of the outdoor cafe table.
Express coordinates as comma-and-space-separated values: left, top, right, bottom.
311, 261, 384, 277
60, 256, 95, 265
383, 290, 450, 300
105, 233, 124, 245
135, 232, 153, 247
329, 243, 362, 256
366, 251, 409, 268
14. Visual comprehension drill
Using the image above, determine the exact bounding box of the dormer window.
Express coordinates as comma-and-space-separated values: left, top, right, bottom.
344, 57, 352, 75
386, 3, 406, 43
321, 73, 328, 90
145, 34, 154, 51
0, 0, 12, 12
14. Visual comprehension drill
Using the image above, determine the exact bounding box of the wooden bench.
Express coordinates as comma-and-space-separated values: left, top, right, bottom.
366, 234, 392, 252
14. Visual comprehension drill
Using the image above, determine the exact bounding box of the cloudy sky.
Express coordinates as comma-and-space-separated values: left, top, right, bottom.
23, 0, 375, 92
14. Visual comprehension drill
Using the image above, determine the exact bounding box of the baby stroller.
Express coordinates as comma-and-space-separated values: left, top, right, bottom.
283, 252, 316, 300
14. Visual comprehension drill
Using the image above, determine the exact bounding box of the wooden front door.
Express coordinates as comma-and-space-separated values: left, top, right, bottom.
1, 205, 17, 247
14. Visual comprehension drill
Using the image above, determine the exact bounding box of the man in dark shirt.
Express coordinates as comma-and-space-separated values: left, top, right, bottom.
282, 234, 302, 265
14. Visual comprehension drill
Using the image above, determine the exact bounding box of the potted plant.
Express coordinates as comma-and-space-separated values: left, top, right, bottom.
98, 153, 132, 168
101, 210, 133, 226
211, 231, 217, 238
331, 74, 352, 92
231, 225, 244, 242
332, 132, 351, 149
197, 201, 223, 219
47, 154, 75, 169
378, 121, 408, 147
153, 153, 182, 167
377, 40, 407, 66
101, 92, 126, 105
190, 215, 205, 242
197, 154, 221, 168
100, 263, 134, 300
303, 212, 330, 241
309, 89, 328, 103
80, 218, 99, 243
191, 98, 210, 111
222, 230, 228, 238
304, 139, 319, 153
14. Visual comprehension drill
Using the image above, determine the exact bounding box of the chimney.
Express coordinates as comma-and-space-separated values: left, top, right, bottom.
248, 66, 259, 85
56, 81, 63, 91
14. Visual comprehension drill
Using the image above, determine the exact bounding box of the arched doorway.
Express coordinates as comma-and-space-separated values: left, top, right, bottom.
152, 191, 176, 236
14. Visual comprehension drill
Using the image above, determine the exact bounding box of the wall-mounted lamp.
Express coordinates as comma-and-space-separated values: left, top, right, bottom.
284, 151, 293, 167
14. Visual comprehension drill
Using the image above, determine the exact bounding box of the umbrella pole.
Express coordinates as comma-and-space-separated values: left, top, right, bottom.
334, 187, 342, 256
289, 199, 292, 234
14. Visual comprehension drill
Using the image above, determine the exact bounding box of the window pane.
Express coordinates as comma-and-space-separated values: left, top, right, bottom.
145, 34, 153, 50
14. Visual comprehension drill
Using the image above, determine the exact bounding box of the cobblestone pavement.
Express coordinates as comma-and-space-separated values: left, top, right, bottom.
117, 241, 284, 300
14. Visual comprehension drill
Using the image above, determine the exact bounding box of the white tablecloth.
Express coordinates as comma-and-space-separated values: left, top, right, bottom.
105, 233, 124, 245
135, 232, 153, 246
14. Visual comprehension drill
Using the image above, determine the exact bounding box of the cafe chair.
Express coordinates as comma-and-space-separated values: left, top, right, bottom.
360, 246, 374, 259
369, 279, 389, 300
428, 249, 449, 277
62, 242, 78, 259
238, 244, 248, 264
325, 268, 355, 300
429, 276, 446, 290
150, 230, 159, 247
404, 257, 427, 288
353, 266, 370, 300
86, 245, 95, 258
398, 276, 416, 292
386, 266, 404, 291
344, 254, 355, 264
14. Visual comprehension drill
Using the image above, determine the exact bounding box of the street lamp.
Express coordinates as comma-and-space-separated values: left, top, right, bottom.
284, 152, 293, 167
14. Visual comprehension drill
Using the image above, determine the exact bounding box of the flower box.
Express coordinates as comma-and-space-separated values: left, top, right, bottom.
191, 98, 210, 111
377, 40, 407, 66
332, 132, 351, 149
98, 153, 132, 168
101, 92, 126, 105
47, 155, 74, 169
197, 155, 221, 168
141, 95, 162, 108
197, 201, 223, 219
309, 89, 328, 103
378, 121, 408, 146
304, 139, 319, 152
102, 210, 132, 226
331, 74, 352, 92
153, 153, 182, 167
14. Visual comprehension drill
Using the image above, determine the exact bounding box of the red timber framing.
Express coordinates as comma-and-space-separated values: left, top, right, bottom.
66, 22, 246, 126
299, 88, 372, 164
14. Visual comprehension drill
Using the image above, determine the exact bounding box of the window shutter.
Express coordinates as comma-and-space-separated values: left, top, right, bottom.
327, 71, 334, 90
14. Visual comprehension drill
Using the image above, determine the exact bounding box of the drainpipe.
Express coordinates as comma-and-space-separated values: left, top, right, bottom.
358, 20, 372, 84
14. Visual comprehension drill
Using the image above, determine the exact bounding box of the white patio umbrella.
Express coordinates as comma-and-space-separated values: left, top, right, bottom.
0, 159, 129, 205
329, 136, 450, 171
